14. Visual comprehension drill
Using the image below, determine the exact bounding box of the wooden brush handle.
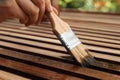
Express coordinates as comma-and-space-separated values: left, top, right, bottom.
46, 11, 71, 36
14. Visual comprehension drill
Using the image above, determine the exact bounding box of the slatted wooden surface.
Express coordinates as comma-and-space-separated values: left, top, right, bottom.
0, 70, 30, 80
0, 12, 120, 80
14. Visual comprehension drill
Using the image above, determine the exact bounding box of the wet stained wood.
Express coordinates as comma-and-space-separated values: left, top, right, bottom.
0, 11, 120, 80
0, 56, 82, 80
0, 48, 120, 79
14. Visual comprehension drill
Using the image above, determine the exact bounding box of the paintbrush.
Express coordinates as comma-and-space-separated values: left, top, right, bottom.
46, 11, 95, 67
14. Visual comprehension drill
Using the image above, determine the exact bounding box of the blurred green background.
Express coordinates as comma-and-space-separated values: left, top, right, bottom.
59, 0, 120, 13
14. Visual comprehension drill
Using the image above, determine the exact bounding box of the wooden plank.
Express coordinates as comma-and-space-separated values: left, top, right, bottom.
3, 21, 120, 36
3, 22, 119, 49
0, 40, 71, 60
3, 21, 120, 45
0, 39, 120, 63
2, 22, 120, 41
0, 11, 120, 80
1, 31, 120, 56
3, 22, 119, 46
1, 34, 120, 52
0, 48, 119, 80
0, 70, 30, 80
0, 25, 56, 39
61, 9, 120, 15
0, 35, 66, 52
2, 22, 120, 50
8, 19, 120, 31
64, 20, 120, 32
0, 31, 60, 44
1, 48, 120, 73
60, 12, 120, 25
0, 57, 81, 80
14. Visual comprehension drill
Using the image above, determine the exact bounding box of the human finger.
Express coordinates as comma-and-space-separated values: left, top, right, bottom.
31, 0, 45, 24
16, 0, 39, 26
45, 0, 53, 12
0, 0, 28, 24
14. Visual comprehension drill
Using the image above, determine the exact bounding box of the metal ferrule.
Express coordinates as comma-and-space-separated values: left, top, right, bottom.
58, 29, 81, 51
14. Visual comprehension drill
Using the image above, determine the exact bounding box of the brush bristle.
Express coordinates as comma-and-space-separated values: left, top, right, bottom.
84, 49, 96, 66
82, 56, 96, 67
75, 56, 95, 67
57, 28, 95, 67
70, 44, 96, 67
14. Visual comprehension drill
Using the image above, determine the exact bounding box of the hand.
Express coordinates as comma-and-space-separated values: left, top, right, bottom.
42, 0, 59, 22
0, 0, 57, 26
0, 0, 28, 24
51, 0, 59, 11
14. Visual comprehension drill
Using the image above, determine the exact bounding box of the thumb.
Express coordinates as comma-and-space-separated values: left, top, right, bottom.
45, 0, 53, 12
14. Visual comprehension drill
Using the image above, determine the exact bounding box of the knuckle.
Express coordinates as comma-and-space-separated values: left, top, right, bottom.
33, 7, 39, 16
30, 7, 39, 22
30, 7, 39, 17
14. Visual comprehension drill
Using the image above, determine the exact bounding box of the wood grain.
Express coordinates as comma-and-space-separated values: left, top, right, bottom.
0, 11, 120, 79
0, 70, 30, 80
